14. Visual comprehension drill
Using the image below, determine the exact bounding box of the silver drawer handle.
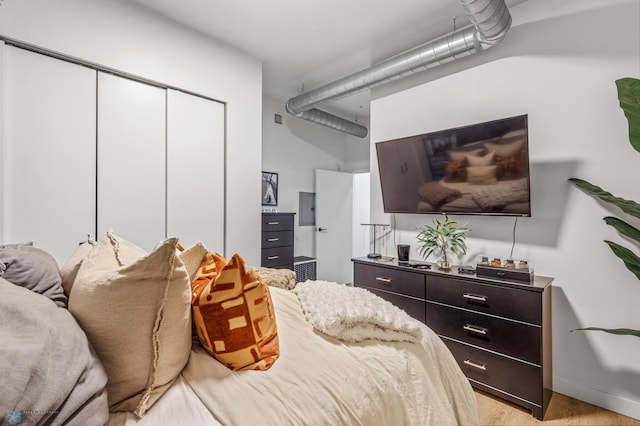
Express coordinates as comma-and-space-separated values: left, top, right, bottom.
267, 221, 280, 225
463, 359, 487, 371
375, 277, 392, 283
267, 238, 279, 242
463, 325, 488, 335
267, 255, 279, 260
463, 293, 487, 302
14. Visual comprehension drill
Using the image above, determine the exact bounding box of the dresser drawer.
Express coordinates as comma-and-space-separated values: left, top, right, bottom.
362, 287, 425, 323
262, 214, 294, 231
261, 230, 294, 248
354, 263, 425, 299
443, 338, 542, 406
426, 276, 541, 325
261, 246, 294, 268
426, 302, 540, 364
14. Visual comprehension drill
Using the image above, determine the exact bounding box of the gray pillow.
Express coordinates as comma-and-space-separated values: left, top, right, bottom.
0, 245, 67, 308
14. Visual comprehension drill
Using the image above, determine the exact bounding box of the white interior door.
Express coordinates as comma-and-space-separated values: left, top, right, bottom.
315, 169, 353, 284
4, 46, 96, 263
167, 90, 225, 252
97, 72, 166, 250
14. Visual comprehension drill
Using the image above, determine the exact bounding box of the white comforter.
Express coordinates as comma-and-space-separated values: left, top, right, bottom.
111, 286, 478, 426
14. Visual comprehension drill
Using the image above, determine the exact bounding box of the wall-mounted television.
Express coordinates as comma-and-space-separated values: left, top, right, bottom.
376, 114, 530, 216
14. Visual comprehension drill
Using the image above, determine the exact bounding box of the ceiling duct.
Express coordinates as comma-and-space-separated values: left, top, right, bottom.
285, 0, 512, 138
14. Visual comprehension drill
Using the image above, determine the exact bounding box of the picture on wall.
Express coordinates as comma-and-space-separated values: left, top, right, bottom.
262, 171, 278, 206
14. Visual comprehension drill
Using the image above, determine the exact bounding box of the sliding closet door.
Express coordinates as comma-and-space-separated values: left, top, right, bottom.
4, 46, 96, 263
166, 90, 225, 252
97, 72, 166, 250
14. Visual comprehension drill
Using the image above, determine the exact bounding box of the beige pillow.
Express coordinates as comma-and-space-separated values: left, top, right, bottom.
448, 147, 484, 162
178, 242, 209, 283
68, 235, 191, 418
255, 267, 296, 290
466, 150, 495, 167
60, 243, 95, 297
466, 165, 498, 185
485, 139, 525, 158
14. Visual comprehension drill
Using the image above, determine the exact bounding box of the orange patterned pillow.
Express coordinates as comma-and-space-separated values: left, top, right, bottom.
191, 252, 279, 371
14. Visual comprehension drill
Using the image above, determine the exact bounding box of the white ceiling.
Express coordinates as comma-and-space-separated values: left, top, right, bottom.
132, 0, 527, 120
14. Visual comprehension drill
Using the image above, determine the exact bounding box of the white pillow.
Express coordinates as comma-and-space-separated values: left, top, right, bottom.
68, 235, 191, 418
466, 165, 498, 185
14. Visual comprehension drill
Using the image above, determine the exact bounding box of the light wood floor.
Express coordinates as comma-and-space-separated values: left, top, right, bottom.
476, 390, 640, 426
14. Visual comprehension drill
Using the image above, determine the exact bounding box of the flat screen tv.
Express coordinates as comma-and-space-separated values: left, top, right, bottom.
376, 114, 530, 216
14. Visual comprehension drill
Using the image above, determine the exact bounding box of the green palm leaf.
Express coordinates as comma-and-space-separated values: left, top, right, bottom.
568, 178, 640, 220
566, 78, 640, 339
604, 216, 640, 244
604, 240, 640, 281
573, 327, 640, 337
616, 78, 640, 152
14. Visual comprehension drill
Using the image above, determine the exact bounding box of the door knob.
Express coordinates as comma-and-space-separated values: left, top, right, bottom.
317, 227, 327, 232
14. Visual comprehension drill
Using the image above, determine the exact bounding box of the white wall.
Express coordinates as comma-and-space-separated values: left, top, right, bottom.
0, 0, 262, 264
370, 0, 640, 419
262, 95, 370, 257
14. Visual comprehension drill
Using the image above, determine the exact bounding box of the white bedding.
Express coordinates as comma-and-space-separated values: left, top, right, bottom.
112, 286, 478, 425
439, 178, 529, 213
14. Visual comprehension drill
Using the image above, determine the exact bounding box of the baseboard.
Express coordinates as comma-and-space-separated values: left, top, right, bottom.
554, 376, 640, 421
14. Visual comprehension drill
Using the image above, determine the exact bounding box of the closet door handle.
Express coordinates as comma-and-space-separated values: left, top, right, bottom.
463, 359, 487, 371
463, 324, 488, 336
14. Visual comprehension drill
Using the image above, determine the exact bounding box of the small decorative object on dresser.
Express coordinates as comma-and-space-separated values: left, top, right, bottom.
416, 216, 469, 270
352, 257, 553, 420
261, 171, 278, 206
476, 255, 534, 283
261, 212, 295, 270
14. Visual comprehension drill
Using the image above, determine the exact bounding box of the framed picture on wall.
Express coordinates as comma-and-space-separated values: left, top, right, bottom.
262, 171, 278, 206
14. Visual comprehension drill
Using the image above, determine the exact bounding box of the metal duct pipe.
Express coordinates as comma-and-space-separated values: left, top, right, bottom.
292, 108, 369, 138
285, 0, 511, 137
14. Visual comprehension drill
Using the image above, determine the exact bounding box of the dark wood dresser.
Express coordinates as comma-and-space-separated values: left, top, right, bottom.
352, 257, 553, 420
261, 212, 294, 270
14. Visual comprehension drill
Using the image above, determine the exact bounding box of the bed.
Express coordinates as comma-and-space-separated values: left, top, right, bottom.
0, 237, 478, 426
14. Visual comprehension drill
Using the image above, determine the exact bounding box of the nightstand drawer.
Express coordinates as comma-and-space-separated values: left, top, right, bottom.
261, 230, 294, 248
426, 302, 540, 364
354, 263, 425, 299
262, 214, 294, 231
426, 276, 540, 325
261, 246, 294, 268
443, 338, 542, 405
363, 287, 425, 323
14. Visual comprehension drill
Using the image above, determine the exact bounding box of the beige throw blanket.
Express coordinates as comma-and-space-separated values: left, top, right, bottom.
293, 280, 422, 343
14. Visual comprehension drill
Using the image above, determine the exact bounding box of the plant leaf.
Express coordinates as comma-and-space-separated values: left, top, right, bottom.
604, 216, 640, 244
604, 240, 640, 280
569, 178, 640, 220
616, 78, 640, 153
573, 327, 640, 337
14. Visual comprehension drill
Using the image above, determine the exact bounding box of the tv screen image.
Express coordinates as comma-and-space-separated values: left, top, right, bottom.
376, 114, 530, 216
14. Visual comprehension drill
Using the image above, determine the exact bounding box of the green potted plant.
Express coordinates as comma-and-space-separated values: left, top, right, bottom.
416, 216, 469, 270
569, 77, 640, 337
